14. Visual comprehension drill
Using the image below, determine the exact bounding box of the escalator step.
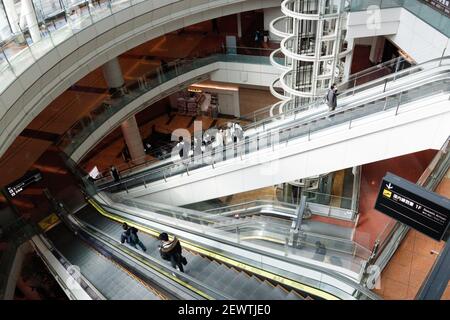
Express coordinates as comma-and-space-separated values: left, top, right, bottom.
271, 285, 290, 300
249, 281, 277, 300
222, 275, 249, 298
286, 291, 304, 300
198, 263, 220, 284
204, 266, 234, 283
188, 258, 209, 275
217, 268, 240, 287
235, 277, 261, 299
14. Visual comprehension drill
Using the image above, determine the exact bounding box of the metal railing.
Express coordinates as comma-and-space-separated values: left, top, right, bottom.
92, 54, 428, 183
61, 155, 381, 299
95, 56, 450, 194
95, 199, 379, 299
57, 50, 277, 158
0, 0, 182, 94
118, 197, 371, 276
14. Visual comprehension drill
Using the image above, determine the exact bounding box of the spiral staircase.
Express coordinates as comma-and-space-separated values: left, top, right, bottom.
269, 0, 353, 115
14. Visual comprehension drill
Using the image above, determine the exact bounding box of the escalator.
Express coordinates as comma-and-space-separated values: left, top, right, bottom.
45, 224, 163, 300
82, 196, 380, 300
72, 203, 314, 300
92, 56, 450, 206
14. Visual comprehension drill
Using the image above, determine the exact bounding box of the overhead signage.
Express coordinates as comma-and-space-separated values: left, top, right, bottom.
375, 172, 450, 241
5, 169, 42, 198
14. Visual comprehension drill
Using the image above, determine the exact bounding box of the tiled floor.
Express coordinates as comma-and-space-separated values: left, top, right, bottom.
374, 229, 446, 300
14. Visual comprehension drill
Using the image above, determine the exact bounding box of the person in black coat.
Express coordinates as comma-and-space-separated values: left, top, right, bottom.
110, 165, 120, 182
158, 232, 187, 272
121, 223, 147, 252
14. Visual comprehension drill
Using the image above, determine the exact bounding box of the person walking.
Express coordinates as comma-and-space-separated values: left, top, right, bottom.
158, 232, 187, 273
325, 84, 338, 121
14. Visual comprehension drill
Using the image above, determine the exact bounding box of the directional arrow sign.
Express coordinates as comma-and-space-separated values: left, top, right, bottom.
375, 172, 450, 241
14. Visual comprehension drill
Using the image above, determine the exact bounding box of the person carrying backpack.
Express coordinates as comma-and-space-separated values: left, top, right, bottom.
158, 232, 187, 273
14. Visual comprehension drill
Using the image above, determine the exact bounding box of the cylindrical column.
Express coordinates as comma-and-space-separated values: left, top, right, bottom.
237, 13, 242, 38
102, 57, 125, 92
3, 0, 20, 34
121, 116, 146, 165
21, 0, 41, 43
343, 38, 355, 82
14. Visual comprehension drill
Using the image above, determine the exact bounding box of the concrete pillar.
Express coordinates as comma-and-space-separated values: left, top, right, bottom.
369, 36, 385, 64
102, 57, 125, 93
21, 0, 41, 43
237, 13, 242, 38
121, 116, 146, 165
3, 0, 20, 34
343, 38, 355, 81
102, 58, 145, 164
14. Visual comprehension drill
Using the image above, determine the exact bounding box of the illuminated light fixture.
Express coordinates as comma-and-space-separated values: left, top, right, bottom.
191, 83, 239, 92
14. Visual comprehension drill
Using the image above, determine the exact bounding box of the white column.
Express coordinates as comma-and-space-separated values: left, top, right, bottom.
102, 57, 125, 90
21, 0, 41, 43
3, 0, 20, 34
121, 116, 146, 165
369, 36, 385, 64
343, 38, 355, 81
102, 57, 145, 164
237, 13, 242, 38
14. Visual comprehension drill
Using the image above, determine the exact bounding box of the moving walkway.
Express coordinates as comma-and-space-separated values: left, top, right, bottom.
92, 56, 450, 205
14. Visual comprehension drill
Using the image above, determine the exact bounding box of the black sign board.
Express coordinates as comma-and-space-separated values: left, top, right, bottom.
375, 172, 450, 241
5, 169, 42, 198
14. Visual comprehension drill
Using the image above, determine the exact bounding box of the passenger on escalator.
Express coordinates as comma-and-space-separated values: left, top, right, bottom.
110, 166, 120, 183
176, 136, 189, 163
227, 122, 244, 143
325, 84, 338, 121
121, 223, 147, 252
313, 241, 327, 262
158, 232, 187, 273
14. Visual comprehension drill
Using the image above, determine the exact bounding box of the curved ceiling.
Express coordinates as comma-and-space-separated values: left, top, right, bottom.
0, 0, 280, 158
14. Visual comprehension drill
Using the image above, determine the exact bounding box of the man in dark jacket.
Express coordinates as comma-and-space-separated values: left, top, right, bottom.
110, 165, 120, 182
158, 232, 187, 272
326, 84, 338, 121
121, 223, 147, 252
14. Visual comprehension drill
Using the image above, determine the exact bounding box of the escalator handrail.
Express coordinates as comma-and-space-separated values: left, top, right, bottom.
71, 215, 234, 300
99, 70, 450, 191
96, 56, 450, 188
246, 56, 449, 132
93, 55, 441, 186
93, 200, 380, 300
30, 234, 106, 300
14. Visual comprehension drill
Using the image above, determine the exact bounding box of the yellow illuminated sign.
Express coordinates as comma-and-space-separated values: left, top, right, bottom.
38, 213, 60, 231
383, 189, 392, 198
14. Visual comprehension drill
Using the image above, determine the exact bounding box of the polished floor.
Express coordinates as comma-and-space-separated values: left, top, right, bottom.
375, 167, 450, 300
